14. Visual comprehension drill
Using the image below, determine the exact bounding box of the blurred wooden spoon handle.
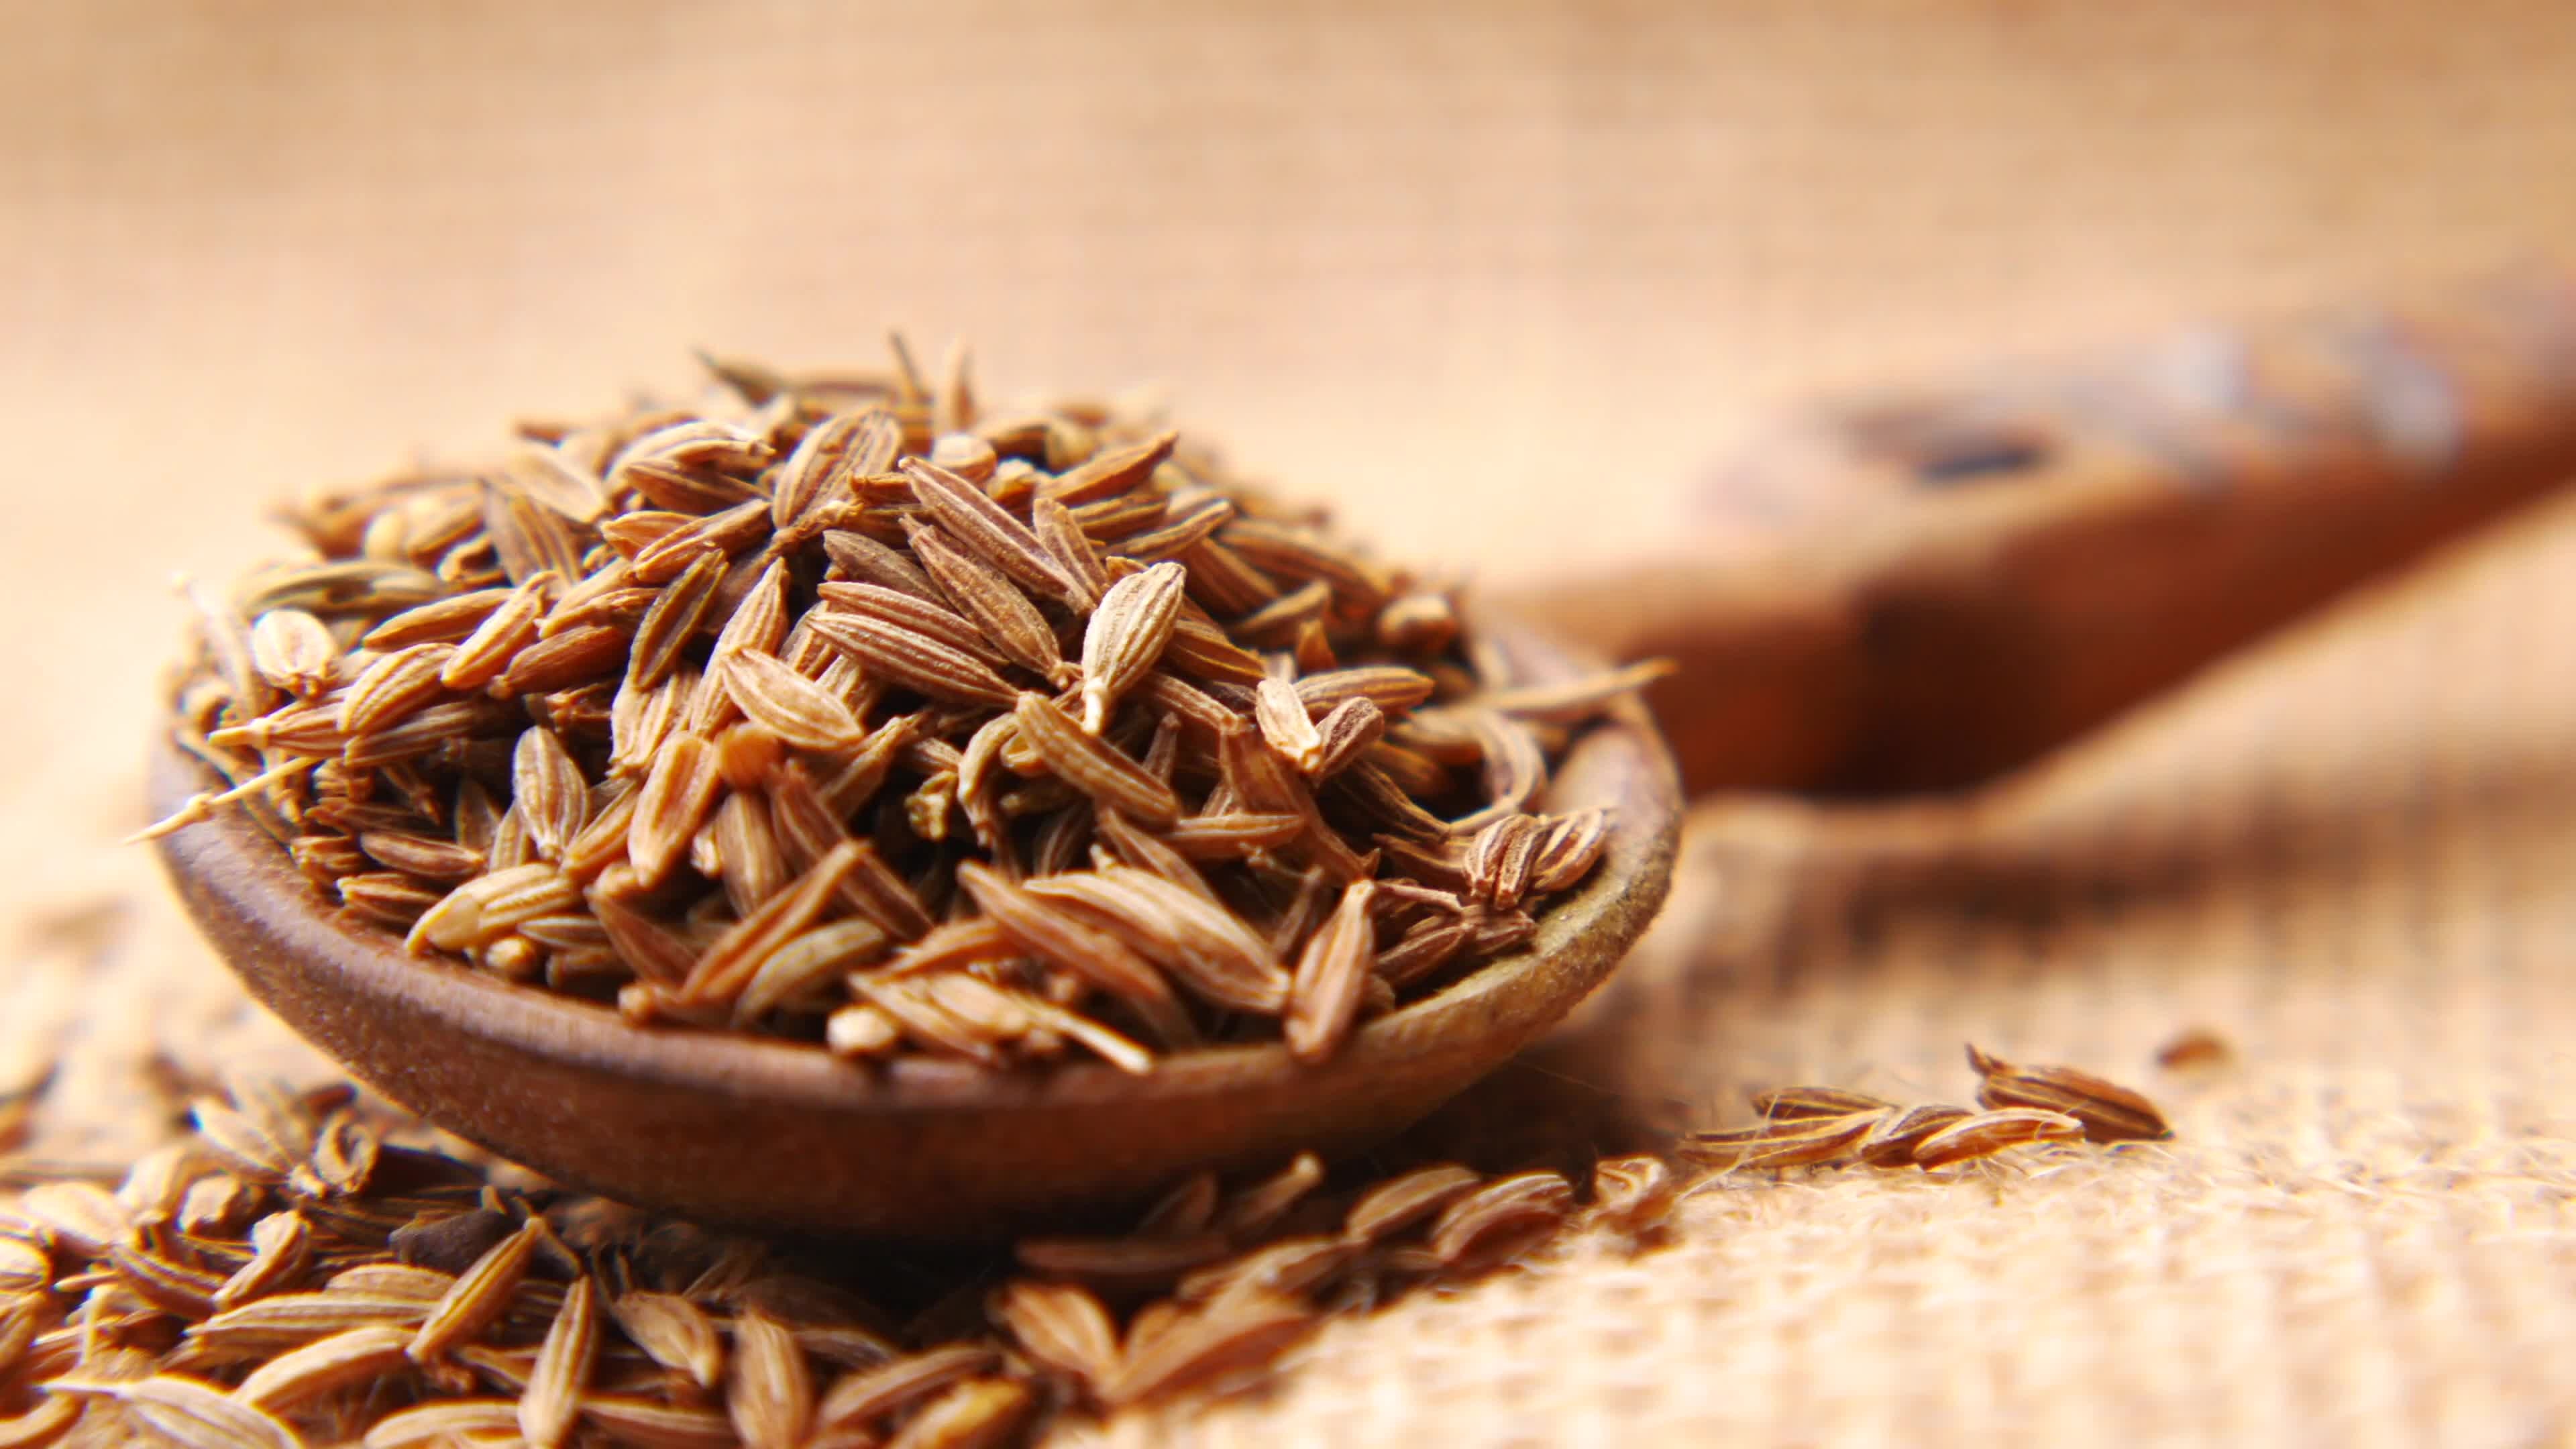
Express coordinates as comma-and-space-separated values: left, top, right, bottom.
1497, 266, 2576, 794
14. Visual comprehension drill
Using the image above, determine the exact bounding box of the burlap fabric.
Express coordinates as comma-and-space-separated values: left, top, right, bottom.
5, 3, 2575, 1443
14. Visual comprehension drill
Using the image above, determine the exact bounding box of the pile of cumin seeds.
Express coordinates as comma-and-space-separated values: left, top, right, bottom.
0, 1073, 1618, 1449
157, 343, 1664, 1071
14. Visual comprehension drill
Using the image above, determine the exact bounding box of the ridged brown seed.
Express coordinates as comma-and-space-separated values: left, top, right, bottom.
904, 519, 1067, 680
727, 1306, 815, 1449
1284, 881, 1378, 1064
1023, 866, 1289, 1014
627, 547, 730, 691
811, 1345, 1001, 1438
802, 611, 1019, 707
518, 1273, 598, 1449
1966, 1044, 2175, 1142
1913, 1107, 2087, 1168
1748, 1085, 1897, 1122
991, 1279, 1120, 1393
901, 458, 1077, 602
405, 1218, 542, 1363
1853, 1105, 1976, 1168
1012, 692, 1180, 828
724, 651, 865, 753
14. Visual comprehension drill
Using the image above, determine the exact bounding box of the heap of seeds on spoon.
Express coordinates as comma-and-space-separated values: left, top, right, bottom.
156, 342, 1662, 1070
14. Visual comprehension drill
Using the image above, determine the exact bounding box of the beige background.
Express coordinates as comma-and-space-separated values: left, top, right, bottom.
6, 2, 2576, 1444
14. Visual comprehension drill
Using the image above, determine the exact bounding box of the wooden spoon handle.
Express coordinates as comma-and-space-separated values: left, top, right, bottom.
1501, 267, 2576, 794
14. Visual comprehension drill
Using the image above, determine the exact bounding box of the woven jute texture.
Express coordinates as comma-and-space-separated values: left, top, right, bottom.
7, 3, 2576, 1444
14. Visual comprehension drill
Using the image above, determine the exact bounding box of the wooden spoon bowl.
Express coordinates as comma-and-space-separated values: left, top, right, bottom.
151, 614, 1683, 1240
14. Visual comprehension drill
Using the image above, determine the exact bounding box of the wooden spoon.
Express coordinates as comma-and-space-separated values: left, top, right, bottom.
151, 268, 2576, 1237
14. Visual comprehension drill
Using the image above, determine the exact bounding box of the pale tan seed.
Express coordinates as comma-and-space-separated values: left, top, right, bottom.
21, 1183, 131, 1269
606, 1290, 722, 1391
1158, 812, 1305, 860
1040, 427, 1176, 506
211, 1211, 311, 1311
187, 1104, 300, 1186
1079, 561, 1187, 731
811, 1345, 1000, 1439
517, 1273, 596, 1449
726, 1306, 812, 1449
771, 408, 891, 533
1088, 808, 1219, 902
1254, 678, 1324, 771
814, 581, 1012, 671
710, 790, 788, 918
176, 1176, 258, 1238
1219, 517, 1391, 609
360, 1398, 519, 1449
1468, 659, 1675, 722
186, 1292, 433, 1354
337, 643, 453, 737
231, 1324, 411, 1412
1913, 1108, 2088, 1168
406, 1218, 541, 1363
354, 831, 484, 883
247, 610, 338, 700
500, 439, 609, 523
1108, 494, 1233, 561
724, 651, 865, 753
678, 841, 862, 1006
883, 1377, 1034, 1449
631, 499, 771, 586
1011, 692, 1179, 828
323, 1263, 455, 1301
820, 529, 943, 604
1285, 881, 1377, 1064
1099, 1292, 1314, 1409
1027, 495, 1108, 612
1177, 1234, 1355, 1307
628, 732, 724, 889
437, 573, 555, 692
484, 476, 588, 586
990, 1279, 1119, 1391
609, 664, 694, 778
48, 1373, 297, 1449
736, 918, 888, 1023
824, 1002, 903, 1059
308, 1110, 380, 1195
496, 622, 631, 698
235, 558, 444, 618
511, 727, 590, 863
1426, 1169, 1575, 1269
576, 1395, 737, 1449
1010, 994, 1157, 1075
